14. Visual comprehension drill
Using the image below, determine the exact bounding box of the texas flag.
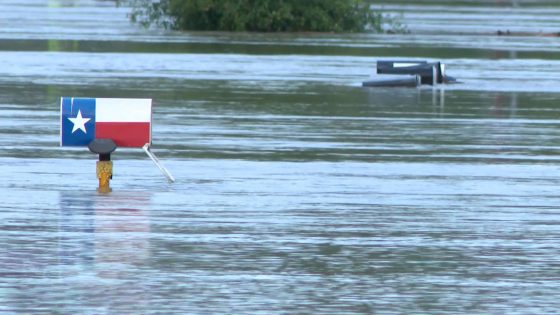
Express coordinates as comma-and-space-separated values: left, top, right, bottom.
60, 97, 152, 147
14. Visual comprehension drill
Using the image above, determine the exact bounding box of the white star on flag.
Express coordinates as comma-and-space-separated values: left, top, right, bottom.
68, 110, 91, 134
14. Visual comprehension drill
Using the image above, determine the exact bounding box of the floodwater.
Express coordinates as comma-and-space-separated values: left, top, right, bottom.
1, 0, 560, 314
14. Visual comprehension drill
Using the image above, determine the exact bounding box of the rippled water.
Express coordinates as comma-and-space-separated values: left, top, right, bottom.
2, 1, 560, 314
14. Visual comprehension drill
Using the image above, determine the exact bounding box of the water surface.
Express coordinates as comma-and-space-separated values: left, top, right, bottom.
1, 1, 560, 314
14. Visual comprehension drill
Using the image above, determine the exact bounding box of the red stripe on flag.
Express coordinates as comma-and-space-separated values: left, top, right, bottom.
95, 122, 151, 147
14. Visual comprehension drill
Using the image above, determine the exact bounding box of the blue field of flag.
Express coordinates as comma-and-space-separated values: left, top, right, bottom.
60, 97, 96, 146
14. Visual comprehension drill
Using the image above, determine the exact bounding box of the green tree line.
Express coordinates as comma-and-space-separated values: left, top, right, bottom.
129, 0, 384, 32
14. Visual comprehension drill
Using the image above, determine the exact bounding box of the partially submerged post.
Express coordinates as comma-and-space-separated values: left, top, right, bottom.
363, 60, 458, 87
377, 61, 446, 85
362, 74, 421, 87
88, 139, 117, 193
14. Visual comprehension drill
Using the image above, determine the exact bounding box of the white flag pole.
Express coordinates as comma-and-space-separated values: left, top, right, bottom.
143, 143, 175, 183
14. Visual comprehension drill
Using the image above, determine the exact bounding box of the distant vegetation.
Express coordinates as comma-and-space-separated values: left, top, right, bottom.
128, 0, 387, 33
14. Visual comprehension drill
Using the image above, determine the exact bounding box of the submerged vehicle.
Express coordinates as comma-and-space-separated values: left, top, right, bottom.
362, 60, 458, 87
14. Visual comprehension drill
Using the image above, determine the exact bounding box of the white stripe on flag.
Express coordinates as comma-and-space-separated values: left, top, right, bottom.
96, 98, 152, 123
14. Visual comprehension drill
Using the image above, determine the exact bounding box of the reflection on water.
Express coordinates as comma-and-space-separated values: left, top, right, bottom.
59, 191, 151, 277
1, 192, 151, 314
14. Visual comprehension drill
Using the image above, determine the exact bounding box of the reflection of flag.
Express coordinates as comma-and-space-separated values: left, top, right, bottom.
58, 191, 151, 302
60, 97, 152, 147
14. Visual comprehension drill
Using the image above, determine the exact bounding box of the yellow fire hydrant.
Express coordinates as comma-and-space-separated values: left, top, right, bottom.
88, 139, 117, 193
96, 160, 113, 193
